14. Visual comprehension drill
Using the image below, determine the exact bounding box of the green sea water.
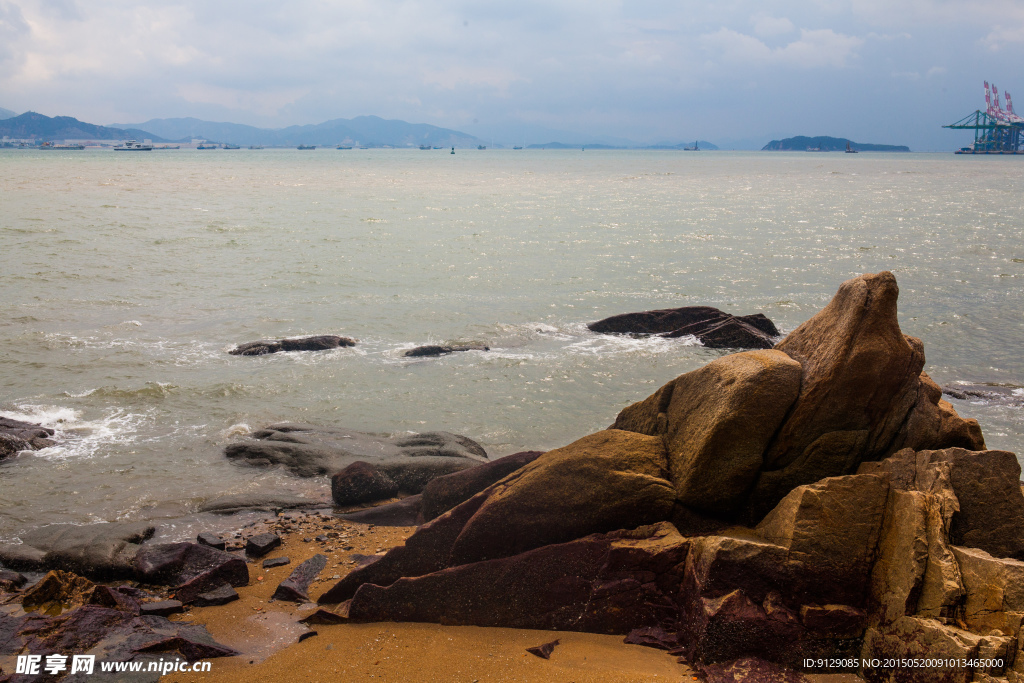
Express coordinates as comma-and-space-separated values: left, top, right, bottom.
1, 148, 1022, 540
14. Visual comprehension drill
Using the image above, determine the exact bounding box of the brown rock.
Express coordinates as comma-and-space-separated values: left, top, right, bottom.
346, 522, 689, 633
748, 271, 982, 520
950, 546, 1024, 635
419, 450, 545, 522
331, 461, 400, 506
526, 639, 560, 659
20, 570, 95, 611
613, 350, 802, 516
135, 542, 249, 604
272, 554, 327, 602
755, 474, 889, 606
447, 430, 675, 566
891, 373, 985, 453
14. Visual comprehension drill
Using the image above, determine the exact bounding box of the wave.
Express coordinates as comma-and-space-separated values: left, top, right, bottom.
0, 404, 149, 461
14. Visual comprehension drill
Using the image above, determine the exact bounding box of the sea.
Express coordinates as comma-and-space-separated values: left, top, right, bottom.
1, 148, 1022, 541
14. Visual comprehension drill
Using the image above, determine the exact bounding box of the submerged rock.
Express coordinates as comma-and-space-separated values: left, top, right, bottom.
224, 423, 488, 483
229, 334, 356, 356
943, 382, 1024, 407
403, 344, 489, 357
198, 493, 326, 514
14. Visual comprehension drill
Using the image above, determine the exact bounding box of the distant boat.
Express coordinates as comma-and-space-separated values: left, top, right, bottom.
337, 145, 352, 150
806, 146, 823, 152
432, 146, 443, 149
419, 145, 430, 150
683, 140, 700, 151
477, 145, 486, 150
845, 141, 858, 154
154, 145, 179, 150
222, 143, 240, 150
249, 145, 263, 150
114, 140, 153, 151
197, 144, 216, 150
41, 142, 84, 150
297, 145, 316, 150
513, 146, 523, 150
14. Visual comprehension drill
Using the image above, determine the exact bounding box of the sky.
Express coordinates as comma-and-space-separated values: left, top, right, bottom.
2, 0, 1024, 149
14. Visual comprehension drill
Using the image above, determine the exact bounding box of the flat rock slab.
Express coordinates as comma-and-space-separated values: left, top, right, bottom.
229, 335, 356, 356
943, 383, 1024, 407
272, 554, 327, 602
245, 533, 282, 558
337, 495, 423, 527
224, 423, 489, 483
403, 344, 489, 357
140, 600, 184, 617
135, 542, 249, 605
198, 493, 326, 514
262, 556, 291, 569
0, 521, 155, 579
193, 584, 240, 607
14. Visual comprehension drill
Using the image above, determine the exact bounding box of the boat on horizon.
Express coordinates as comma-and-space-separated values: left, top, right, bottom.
249, 145, 263, 150
419, 145, 430, 150
683, 140, 700, 151
41, 142, 85, 150
197, 144, 216, 150
337, 145, 352, 150
297, 145, 316, 150
114, 140, 153, 151
477, 145, 486, 150
222, 143, 240, 150
845, 142, 858, 153
513, 146, 523, 150
154, 145, 180, 150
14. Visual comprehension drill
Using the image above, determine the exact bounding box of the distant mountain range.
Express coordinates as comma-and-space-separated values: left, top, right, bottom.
110, 115, 485, 148
0, 107, 18, 120
0, 112, 166, 142
762, 136, 910, 152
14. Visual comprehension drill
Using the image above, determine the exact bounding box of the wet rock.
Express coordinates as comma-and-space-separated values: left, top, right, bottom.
0, 432, 30, 459
337, 495, 423, 527
20, 570, 95, 611
298, 629, 318, 642
0, 569, 27, 591
613, 349, 802, 516
419, 450, 545, 522
198, 493, 325, 514
225, 423, 488, 483
135, 542, 249, 604
262, 556, 291, 569
229, 334, 356, 356
140, 600, 184, 617
0, 417, 55, 459
662, 316, 776, 349
526, 639, 560, 659
332, 461, 400, 506
346, 523, 689, 633
943, 382, 1024, 407
747, 271, 983, 520
588, 306, 779, 338
300, 608, 349, 625
272, 554, 327, 602
0, 521, 155, 578
193, 584, 240, 607
88, 585, 142, 614
196, 532, 226, 550
245, 533, 282, 558
403, 344, 489, 357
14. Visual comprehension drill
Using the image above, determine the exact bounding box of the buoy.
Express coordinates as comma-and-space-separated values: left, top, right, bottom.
451, 147, 455, 154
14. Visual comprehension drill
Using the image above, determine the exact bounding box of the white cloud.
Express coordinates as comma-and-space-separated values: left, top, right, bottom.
700, 27, 863, 68
752, 14, 795, 38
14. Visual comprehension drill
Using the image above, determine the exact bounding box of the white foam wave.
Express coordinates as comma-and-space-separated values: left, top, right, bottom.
1, 404, 149, 461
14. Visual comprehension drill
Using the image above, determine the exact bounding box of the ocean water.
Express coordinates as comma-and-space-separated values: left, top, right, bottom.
1, 148, 1022, 540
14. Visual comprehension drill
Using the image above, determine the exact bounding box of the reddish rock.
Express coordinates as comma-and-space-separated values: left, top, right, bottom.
272, 554, 327, 602
419, 450, 545, 522
135, 542, 248, 604
332, 461, 400, 506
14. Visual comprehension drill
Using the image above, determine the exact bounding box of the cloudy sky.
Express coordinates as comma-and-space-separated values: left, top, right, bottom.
2, 0, 1022, 149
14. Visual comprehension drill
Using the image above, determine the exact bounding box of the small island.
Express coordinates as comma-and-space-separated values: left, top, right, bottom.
762, 135, 910, 152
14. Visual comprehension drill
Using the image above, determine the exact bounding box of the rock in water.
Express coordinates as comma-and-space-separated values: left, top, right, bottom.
229, 335, 356, 356
225, 423, 488, 484
332, 461, 400, 506
403, 344, 489, 357
0, 521, 155, 578
588, 306, 780, 349
0, 416, 56, 455
612, 349, 802, 516
272, 554, 327, 602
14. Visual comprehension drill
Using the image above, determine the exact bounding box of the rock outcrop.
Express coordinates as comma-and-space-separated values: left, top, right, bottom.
403, 344, 489, 357
228, 334, 356, 355
0, 522, 155, 579
314, 272, 1015, 680
224, 423, 489, 481
588, 306, 779, 349
0, 416, 56, 458
419, 450, 544, 522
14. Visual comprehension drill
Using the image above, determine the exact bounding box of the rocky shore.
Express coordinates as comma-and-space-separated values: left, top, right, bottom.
2, 271, 1022, 682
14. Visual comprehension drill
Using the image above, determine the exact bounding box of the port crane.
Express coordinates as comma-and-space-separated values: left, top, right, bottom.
944, 81, 1024, 153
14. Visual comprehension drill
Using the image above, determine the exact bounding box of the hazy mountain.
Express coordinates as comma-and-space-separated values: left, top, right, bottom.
0, 112, 165, 141
762, 136, 910, 152
0, 107, 18, 120
112, 115, 484, 147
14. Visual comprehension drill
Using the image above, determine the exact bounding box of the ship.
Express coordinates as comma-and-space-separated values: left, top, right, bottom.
197, 144, 216, 150
337, 145, 352, 150
683, 141, 700, 151
297, 145, 316, 150
419, 145, 430, 150
41, 142, 85, 150
477, 145, 486, 150
114, 140, 153, 151
222, 143, 240, 150
845, 142, 858, 153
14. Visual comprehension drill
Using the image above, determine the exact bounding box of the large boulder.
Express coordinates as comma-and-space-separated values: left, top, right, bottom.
588, 306, 779, 349
613, 350, 802, 516
229, 334, 356, 355
224, 423, 489, 481
134, 543, 249, 604
419, 450, 545, 522
346, 522, 690, 633
320, 430, 676, 603
747, 272, 983, 520
331, 461, 400, 506
0, 416, 55, 453
0, 522, 155, 579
